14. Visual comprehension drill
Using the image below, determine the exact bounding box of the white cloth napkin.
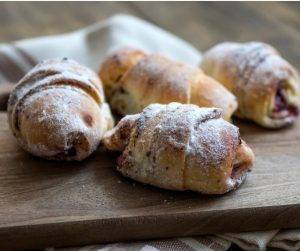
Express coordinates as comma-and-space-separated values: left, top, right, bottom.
0, 14, 298, 251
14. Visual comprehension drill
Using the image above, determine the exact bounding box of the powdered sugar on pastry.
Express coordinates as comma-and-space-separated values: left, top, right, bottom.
201, 42, 300, 128
8, 58, 114, 161
102, 102, 254, 194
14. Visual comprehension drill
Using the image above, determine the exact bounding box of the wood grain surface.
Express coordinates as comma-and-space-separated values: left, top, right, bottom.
0, 2, 300, 250
0, 111, 299, 249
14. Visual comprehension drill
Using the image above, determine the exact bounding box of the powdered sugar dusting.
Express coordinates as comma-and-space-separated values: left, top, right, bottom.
8, 58, 113, 160
158, 103, 238, 170
9, 58, 104, 112
134, 102, 237, 165
19, 86, 104, 159
202, 41, 298, 88
202, 42, 300, 127
115, 102, 246, 193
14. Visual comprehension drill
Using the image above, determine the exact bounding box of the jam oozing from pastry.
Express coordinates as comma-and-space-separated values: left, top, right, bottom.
272, 88, 299, 119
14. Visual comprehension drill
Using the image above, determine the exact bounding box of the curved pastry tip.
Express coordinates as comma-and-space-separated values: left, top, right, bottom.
228, 140, 254, 190
102, 114, 139, 152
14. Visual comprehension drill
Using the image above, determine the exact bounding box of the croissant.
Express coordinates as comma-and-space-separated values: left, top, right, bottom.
201, 42, 300, 128
102, 102, 254, 194
99, 47, 237, 121
7, 58, 114, 161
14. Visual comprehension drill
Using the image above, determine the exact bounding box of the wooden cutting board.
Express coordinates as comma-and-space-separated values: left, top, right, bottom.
0, 111, 299, 250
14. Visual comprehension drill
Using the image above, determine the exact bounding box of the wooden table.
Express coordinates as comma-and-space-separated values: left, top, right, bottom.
0, 2, 299, 69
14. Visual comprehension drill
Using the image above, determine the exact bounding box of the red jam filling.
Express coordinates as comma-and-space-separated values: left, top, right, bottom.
272, 88, 299, 119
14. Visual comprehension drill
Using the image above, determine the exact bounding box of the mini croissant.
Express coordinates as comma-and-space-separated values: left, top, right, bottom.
100, 48, 237, 121
103, 103, 254, 194
201, 42, 300, 128
8, 58, 114, 161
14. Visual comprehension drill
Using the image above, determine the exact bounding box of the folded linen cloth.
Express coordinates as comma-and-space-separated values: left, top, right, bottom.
0, 14, 298, 251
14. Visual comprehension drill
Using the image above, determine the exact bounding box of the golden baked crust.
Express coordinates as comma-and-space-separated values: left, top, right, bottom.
102, 103, 254, 194
201, 42, 300, 128
99, 47, 146, 87
8, 58, 114, 161
100, 48, 237, 121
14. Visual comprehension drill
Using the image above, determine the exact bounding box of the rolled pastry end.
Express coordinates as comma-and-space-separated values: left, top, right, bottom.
102, 114, 139, 152
265, 81, 300, 128
227, 140, 254, 191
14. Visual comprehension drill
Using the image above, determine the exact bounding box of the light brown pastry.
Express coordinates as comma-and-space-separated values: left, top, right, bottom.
201, 42, 300, 128
102, 102, 254, 194
8, 58, 114, 161
99, 47, 237, 121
